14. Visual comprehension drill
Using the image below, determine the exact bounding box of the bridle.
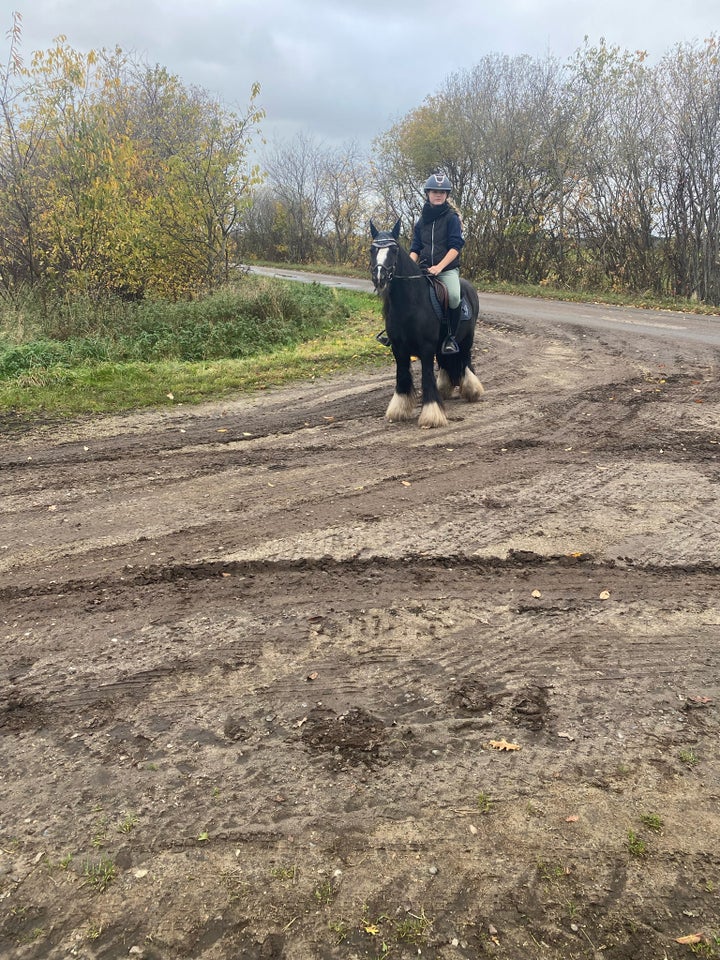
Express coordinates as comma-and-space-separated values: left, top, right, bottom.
370, 235, 425, 287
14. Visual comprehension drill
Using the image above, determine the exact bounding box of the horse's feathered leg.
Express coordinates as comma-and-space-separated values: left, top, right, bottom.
417, 352, 448, 428
436, 367, 455, 399
461, 365, 484, 402
386, 352, 416, 421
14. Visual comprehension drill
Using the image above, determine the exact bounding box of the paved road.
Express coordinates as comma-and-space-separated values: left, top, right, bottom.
245, 263, 720, 348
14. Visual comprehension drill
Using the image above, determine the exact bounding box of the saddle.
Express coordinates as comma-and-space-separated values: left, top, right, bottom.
426, 275, 449, 321
426, 276, 471, 325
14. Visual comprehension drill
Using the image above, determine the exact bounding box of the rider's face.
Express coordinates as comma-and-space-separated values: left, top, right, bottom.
427, 190, 449, 205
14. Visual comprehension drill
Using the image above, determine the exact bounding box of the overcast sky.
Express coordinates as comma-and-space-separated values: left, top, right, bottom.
10, 0, 720, 152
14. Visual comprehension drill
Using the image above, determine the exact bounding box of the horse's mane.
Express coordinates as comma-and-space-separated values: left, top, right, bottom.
395, 242, 422, 278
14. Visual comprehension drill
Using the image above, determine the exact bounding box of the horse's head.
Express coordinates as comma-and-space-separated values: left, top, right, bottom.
369, 218, 401, 292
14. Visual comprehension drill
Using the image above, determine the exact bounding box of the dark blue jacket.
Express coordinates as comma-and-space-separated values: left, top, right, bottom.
410, 202, 464, 270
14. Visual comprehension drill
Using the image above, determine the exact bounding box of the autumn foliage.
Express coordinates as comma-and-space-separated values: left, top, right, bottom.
0, 15, 264, 302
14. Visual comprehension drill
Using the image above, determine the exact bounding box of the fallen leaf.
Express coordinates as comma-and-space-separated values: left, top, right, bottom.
557, 731, 575, 741
690, 696, 712, 704
675, 934, 704, 945
197, 831, 209, 842
490, 739, 521, 752
364, 924, 380, 935
401, 480, 411, 486
323, 416, 335, 421
306, 671, 318, 681
166, 392, 174, 400
295, 716, 307, 728
531, 589, 542, 598
565, 815, 579, 822
217, 428, 228, 432
599, 590, 611, 600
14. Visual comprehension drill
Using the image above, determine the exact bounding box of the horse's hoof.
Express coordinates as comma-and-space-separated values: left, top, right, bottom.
461, 370, 485, 402
418, 402, 449, 428
386, 392, 416, 421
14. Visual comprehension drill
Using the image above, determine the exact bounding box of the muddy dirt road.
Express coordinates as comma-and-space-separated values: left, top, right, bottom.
2, 298, 720, 959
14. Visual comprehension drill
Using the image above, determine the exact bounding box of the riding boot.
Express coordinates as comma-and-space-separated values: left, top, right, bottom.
375, 330, 391, 346
441, 306, 461, 355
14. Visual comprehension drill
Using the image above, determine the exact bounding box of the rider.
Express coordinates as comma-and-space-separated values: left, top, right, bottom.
411, 171, 465, 354
376, 170, 465, 354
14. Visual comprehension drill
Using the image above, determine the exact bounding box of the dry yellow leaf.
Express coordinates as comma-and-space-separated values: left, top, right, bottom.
675, 934, 704, 945
599, 590, 610, 600
490, 739, 521, 752
531, 589, 542, 598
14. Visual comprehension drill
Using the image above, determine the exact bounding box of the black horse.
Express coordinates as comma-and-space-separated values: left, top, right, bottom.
369, 219, 483, 428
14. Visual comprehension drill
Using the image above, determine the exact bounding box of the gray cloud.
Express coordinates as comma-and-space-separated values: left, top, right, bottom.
13, 0, 720, 149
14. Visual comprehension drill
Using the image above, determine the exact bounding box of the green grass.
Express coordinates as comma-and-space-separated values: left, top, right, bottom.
0, 279, 385, 415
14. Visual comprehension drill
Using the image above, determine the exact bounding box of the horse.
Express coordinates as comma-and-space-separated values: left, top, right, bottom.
369, 219, 484, 428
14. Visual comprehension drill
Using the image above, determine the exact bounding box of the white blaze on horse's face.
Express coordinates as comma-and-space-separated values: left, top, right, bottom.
371, 237, 398, 291
372, 246, 392, 290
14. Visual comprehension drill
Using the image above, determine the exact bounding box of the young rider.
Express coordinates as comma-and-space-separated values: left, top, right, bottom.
376, 171, 465, 354
411, 171, 465, 354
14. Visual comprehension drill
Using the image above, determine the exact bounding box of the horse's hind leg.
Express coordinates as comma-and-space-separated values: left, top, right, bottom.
417, 353, 448, 428
460, 356, 484, 402
436, 366, 455, 400
437, 354, 462, 399
386, 355, 417, 421
455, 339, 483, 402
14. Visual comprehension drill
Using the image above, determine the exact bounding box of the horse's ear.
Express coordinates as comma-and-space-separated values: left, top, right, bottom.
392, 219, 401, 240
370, 220, 378, 239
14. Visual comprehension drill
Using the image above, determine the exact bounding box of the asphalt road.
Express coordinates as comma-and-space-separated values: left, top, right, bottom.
245, 263, 720, 348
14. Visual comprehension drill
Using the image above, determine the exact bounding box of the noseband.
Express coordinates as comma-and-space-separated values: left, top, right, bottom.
370, 235, 399, 288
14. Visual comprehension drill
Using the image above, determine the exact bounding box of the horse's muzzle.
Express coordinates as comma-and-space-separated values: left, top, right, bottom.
372, 266, 391, 290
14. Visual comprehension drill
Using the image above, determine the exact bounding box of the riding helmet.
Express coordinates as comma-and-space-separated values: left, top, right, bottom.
423, 171, 452, 193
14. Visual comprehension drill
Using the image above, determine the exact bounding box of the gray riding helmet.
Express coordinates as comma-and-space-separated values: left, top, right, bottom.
423, 172, 452, 193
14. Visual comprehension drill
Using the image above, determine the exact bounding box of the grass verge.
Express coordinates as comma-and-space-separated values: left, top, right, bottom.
0, 283, 385, 416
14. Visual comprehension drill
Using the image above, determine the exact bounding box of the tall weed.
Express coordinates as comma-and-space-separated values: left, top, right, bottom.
0, 278, 349, 378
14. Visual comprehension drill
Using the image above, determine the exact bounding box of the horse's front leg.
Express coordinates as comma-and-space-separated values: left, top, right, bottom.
417, 351, 448, 428
385, 350, 417, 421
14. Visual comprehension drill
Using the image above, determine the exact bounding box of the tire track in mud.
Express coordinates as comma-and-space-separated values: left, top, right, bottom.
3, 316, 720, 960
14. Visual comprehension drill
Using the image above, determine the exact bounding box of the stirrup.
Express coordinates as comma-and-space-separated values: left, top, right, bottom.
441, 336, 459, 355
375, 330, 391, 346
